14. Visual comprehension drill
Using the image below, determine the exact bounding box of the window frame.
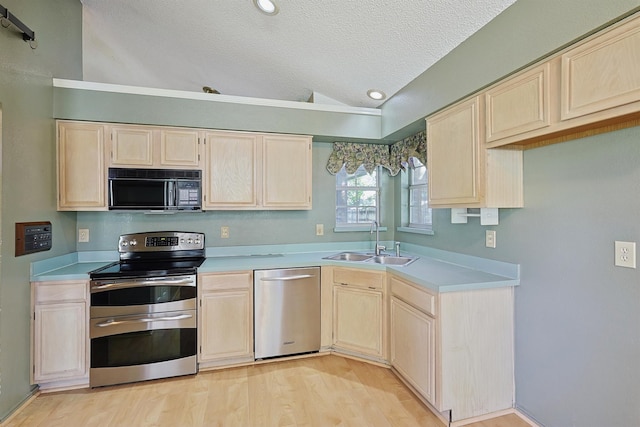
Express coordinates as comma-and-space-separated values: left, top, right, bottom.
398, 158, 433, 235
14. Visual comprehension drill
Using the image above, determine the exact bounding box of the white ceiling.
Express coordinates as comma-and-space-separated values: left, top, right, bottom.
80, 0, 518, 108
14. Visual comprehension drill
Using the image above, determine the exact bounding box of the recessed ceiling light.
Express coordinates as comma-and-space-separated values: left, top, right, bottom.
253, 0, 279, 15
367, 89, 386, 101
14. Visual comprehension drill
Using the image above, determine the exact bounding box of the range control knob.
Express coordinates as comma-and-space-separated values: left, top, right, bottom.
130, 239, 137, 246
187, 238, 193, 244
121, 241, 129, 247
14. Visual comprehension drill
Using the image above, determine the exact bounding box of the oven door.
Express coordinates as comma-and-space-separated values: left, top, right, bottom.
90, 275, 196, 318
90, 309, 196, 387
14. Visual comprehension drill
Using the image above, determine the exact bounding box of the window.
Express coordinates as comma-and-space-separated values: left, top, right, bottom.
335, 165, 379, 228
399, 158, 432, 234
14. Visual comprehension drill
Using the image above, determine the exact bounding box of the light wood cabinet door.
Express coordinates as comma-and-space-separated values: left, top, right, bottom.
198, 272, 253, 366
485, 63, 551, 143
57, 121, 107, 210
203, 131, 259, 209
439, 288, 515, 421
262, 134, 312, 209
561, 14, 640, 120
333, 285, 383, 359
199, 289, 253, 363
33, 302, 87, 382
390, 297, 436, 404
426, 96, 523, 208
110, 125, 154, 166
32, 280, 88, 386
160, 129, 200, 167
427, 97, 482, 206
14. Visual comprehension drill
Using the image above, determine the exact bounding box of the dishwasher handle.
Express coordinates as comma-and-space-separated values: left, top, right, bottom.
259, 274, 315, 282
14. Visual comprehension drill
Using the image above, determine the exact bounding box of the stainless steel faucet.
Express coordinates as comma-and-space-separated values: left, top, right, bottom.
370, 221, 386, 256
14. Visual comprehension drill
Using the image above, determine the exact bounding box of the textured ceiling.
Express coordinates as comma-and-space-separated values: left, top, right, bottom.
80, 0, 518, 108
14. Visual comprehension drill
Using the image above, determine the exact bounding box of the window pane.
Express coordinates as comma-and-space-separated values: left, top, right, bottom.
336, 190, 348, 206
336, 207, 348, 224
408, 157, 431, 228
335, 165, 379, 226
410, 187, 428, 205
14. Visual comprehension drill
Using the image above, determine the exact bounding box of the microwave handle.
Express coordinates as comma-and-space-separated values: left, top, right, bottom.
165, 181, 176, 207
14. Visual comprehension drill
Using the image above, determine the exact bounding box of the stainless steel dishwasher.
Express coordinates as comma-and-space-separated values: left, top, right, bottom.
254, 267, 321, 359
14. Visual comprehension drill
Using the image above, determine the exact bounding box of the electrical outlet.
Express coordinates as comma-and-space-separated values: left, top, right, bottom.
316, 224, 324, 236
614, 241, 636, 268
485, 230, 496, 248
220, 226, 229, 239
78, 228, 89, 243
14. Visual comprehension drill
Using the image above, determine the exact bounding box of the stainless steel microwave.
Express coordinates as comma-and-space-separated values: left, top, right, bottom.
108, 168, 202, 211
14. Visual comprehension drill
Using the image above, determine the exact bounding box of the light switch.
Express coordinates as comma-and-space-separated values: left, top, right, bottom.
485, 230, 496, 248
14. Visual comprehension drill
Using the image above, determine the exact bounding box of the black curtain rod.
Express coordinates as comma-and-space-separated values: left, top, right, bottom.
0, 4, 36, 42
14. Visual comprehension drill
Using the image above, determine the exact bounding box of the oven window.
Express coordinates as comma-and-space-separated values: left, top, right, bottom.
92, 285, 196, 307
92, 327, 196, 368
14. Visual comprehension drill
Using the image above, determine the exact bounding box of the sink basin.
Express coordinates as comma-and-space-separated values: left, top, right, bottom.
323, 252, 418, 266
366, 255, 417, 266
323, 252, 373, 262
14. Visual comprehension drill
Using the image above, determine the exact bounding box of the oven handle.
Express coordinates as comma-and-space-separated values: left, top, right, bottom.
92, 278, 195, 291
96, 313, 193, 327
259, 274, 314, 282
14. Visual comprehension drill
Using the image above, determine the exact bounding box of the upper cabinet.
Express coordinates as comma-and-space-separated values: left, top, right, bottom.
262, 134, 313, 209
203, 130, 312, 210
57, 121, 313, 211
57, 121, 108, 211
484, 12, 640, 149
109, 124, 201, 168
426, 97, 524, 208
485, 63, 551, 144
203, 130, 260, 209
427, 97, 482, 206
560, 14, 640, 121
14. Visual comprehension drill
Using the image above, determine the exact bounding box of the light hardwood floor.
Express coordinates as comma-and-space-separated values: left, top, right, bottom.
4, 355, 531, 427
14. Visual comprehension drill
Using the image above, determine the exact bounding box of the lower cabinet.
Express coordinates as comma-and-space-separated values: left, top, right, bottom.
198, 271, 254, 368
390, 296, 436, 404
331, 267, 386, 361
389, 273, 514, 423
31, 280, 89, 390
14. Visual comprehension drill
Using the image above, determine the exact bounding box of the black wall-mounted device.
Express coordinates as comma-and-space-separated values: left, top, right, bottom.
15, 221, 52, 256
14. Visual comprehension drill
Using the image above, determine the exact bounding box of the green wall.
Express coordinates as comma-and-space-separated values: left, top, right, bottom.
0, 0, 82, 419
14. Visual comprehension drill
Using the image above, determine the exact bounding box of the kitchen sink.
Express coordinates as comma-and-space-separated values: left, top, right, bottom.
323, 252, 418, 267
366, 255, 417, 266
323, 252, 373, 262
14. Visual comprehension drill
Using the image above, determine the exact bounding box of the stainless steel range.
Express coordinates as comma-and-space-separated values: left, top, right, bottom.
88, 231, 205, 388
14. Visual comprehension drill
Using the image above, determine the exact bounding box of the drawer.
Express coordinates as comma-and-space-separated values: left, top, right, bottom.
333, 268, 384, 289
390, 276, 436, 317
199, 271, 252, 291
33, 281, 87, 304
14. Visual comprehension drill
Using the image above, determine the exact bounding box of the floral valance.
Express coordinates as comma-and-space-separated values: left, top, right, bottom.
326, 142, 393, 175
390, 131, 427, 175
326, 130, 427, 177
